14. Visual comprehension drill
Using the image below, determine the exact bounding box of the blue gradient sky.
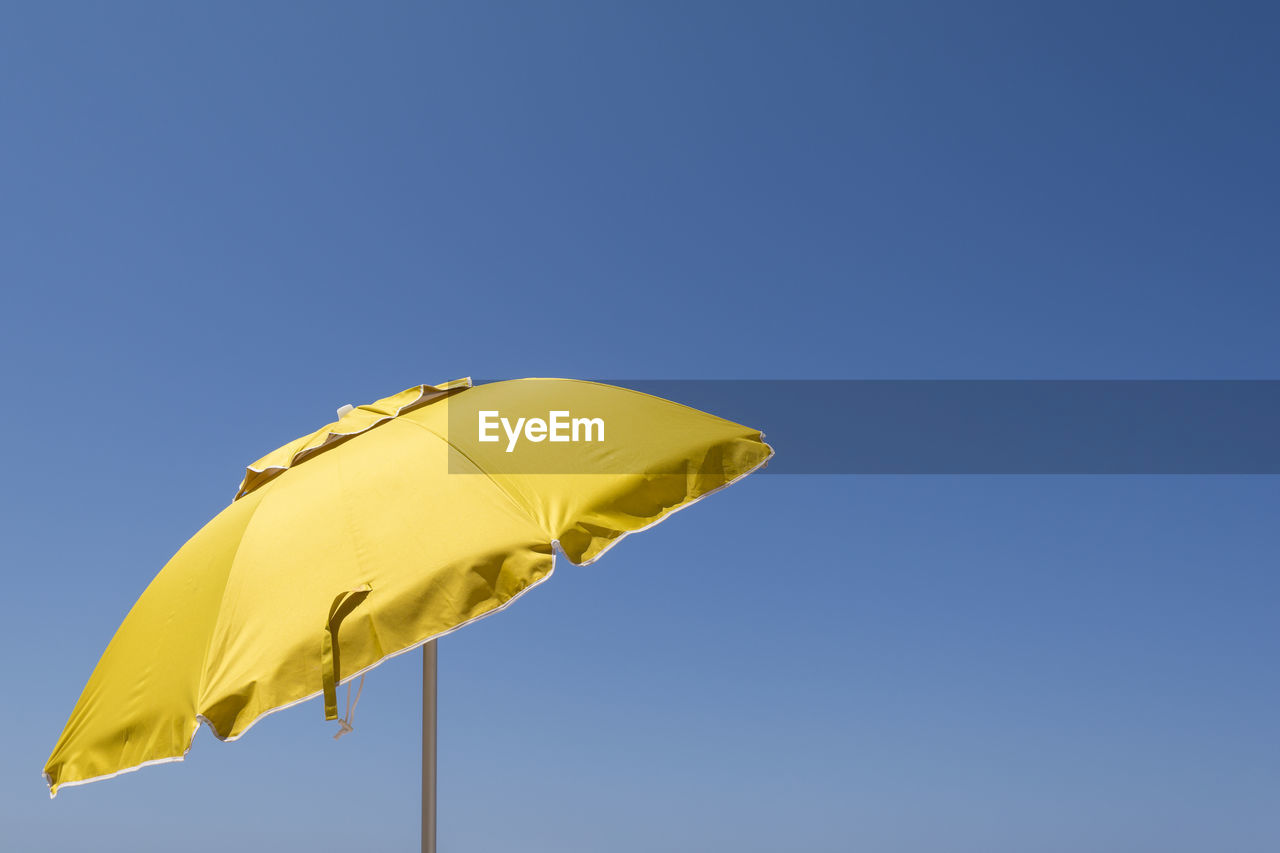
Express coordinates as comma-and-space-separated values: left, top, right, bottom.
2, 3, 1277, 851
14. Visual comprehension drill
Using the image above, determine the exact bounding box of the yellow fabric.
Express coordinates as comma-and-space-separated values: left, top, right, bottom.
235, 378, 472, 499
44, 378, 771, 795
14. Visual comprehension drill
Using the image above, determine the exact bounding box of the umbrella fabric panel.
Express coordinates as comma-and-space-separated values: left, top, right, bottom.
43, 490, 265, 793
411, 379, 772, 564
198, 415, 554, 741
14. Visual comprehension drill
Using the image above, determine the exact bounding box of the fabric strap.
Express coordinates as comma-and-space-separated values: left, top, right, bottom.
322, 584, 372, 721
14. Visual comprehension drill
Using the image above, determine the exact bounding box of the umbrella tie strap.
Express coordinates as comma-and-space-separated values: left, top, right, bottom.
333, 673, 366, 739
322, 584, 372, 722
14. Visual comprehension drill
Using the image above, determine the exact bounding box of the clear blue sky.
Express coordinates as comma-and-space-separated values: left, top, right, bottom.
3, 3, 1278, 851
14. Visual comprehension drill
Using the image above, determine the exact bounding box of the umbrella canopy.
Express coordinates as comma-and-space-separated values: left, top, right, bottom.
44, 378, 771, 796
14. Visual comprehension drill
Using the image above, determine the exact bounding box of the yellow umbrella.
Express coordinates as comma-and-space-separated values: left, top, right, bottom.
45, 378, 771, 847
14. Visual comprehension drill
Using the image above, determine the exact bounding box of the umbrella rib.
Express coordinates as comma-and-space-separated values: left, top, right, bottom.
388, 417, 547, 535
192, 490, 268, 739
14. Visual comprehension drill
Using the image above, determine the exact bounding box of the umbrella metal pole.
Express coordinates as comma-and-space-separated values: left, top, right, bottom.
422, 640, 438, 853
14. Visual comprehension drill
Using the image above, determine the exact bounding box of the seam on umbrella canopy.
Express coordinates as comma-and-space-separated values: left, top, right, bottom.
387, 415, 544, 531
235, 377, 472, 500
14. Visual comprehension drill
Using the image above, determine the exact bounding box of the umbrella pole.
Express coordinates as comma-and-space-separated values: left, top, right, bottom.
422, 640, 438, 853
